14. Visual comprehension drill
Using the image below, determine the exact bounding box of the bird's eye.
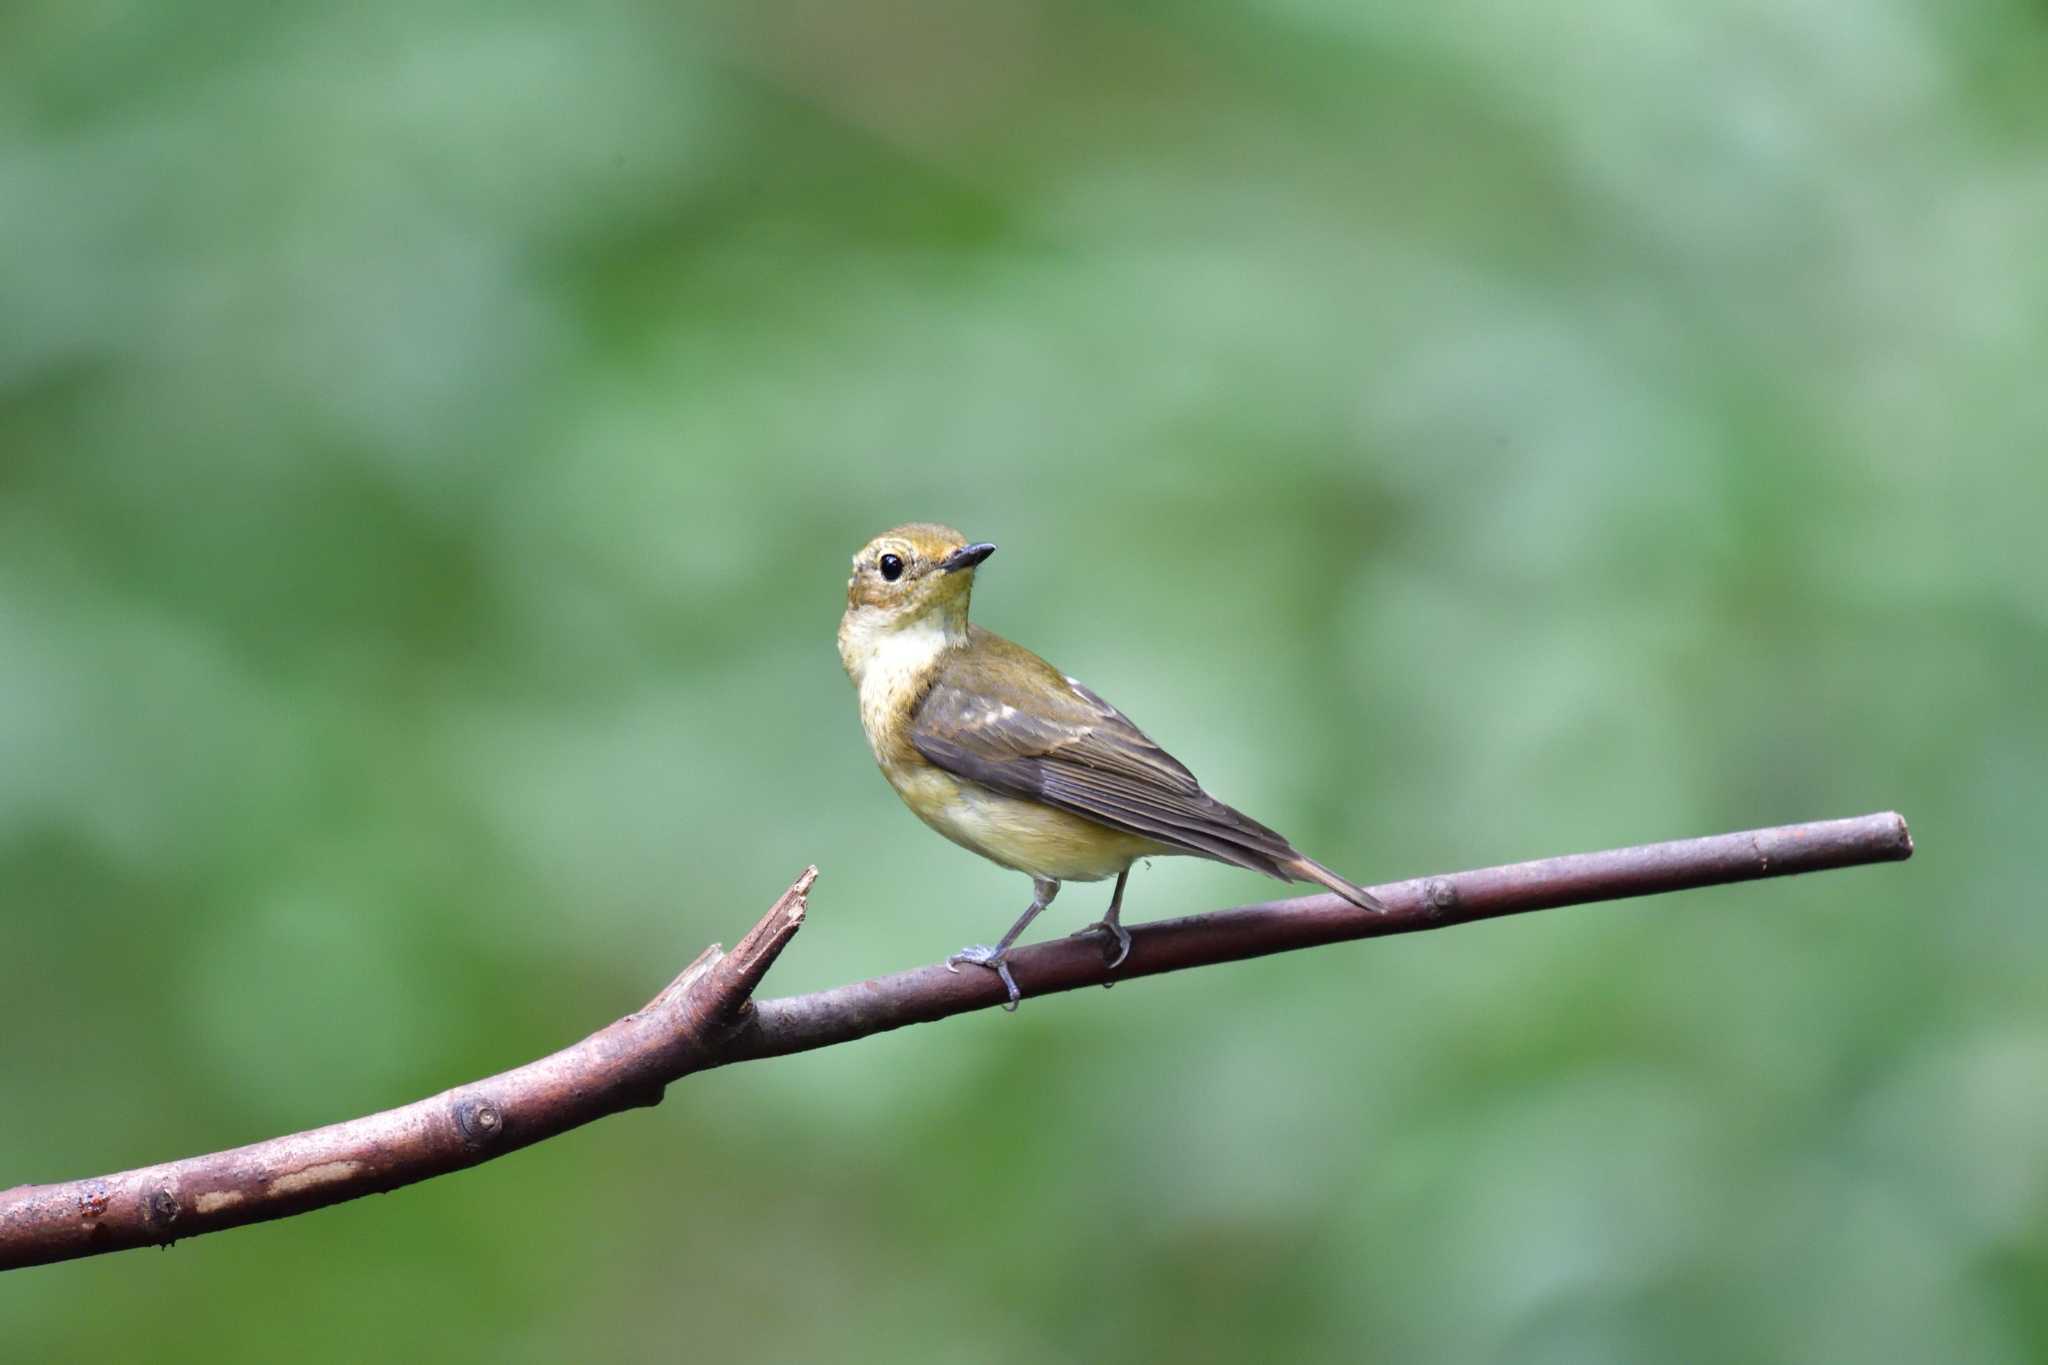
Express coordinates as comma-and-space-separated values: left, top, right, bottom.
879, 553, 904, 581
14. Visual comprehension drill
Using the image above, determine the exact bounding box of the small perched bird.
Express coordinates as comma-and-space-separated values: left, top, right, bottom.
837, 522, 1383, 1008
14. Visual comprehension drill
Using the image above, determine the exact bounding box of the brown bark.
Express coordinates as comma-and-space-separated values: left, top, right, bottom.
0, 812, 1911, 1271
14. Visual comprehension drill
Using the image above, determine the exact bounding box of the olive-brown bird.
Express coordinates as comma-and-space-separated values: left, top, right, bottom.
838, 522, 1383, 1008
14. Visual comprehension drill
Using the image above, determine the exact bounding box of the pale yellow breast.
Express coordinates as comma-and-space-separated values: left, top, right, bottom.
840, 604, 1162, 884
899, 771, 1159, 883
840, 607, 952, 767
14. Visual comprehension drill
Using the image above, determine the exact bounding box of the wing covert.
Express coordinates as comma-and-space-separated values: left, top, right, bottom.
906, 628, 1301, 880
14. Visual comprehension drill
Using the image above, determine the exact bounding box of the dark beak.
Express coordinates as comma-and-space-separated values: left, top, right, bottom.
940, 542, 997, 573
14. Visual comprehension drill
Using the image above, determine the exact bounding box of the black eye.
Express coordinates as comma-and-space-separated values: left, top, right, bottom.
878, 553, 904, 581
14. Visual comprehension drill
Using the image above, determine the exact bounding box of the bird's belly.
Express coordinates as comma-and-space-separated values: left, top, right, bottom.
886, 764, 1159, 882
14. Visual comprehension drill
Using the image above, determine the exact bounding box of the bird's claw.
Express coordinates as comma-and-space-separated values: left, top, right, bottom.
947, 944, 1023, 1011
1074, 919, 1133, 971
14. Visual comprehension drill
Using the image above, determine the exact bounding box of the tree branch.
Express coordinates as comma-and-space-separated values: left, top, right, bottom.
0, 871, 813, 1272
1, 811, 1911, 1271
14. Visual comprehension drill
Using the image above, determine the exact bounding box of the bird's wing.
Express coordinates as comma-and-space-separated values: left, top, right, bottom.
907, 627, 1302, 880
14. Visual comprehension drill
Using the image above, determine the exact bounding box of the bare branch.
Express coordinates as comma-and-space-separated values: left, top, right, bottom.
726, 810, 1913, 1062
0, 869, 815, 1271
0, 812, 1911, 1271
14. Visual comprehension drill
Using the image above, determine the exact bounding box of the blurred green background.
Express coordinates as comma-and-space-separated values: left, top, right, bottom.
4, 0, 2044, 1359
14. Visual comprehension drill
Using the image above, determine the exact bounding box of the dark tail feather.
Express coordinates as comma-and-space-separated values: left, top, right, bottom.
1286, 855, 1386, 912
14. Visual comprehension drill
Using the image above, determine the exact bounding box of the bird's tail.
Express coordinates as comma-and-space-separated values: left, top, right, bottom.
1286, 855, 1387, 913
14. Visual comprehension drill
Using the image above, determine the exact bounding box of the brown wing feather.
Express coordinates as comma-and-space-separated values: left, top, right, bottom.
908, 627, 1303, 882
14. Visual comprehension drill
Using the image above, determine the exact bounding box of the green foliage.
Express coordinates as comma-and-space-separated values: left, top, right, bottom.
3, 0, 2044, 1358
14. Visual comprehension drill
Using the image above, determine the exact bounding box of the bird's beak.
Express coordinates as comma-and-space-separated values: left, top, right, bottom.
940, 542, 997, 572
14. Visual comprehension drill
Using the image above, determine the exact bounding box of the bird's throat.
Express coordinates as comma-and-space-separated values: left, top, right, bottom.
839, 606, 962, 764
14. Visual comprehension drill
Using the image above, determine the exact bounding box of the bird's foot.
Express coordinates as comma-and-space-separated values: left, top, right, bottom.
1074, 919, 1133, 972
946, 944, 1023, 1011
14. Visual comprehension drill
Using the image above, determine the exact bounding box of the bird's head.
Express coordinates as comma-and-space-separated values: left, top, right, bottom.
843, 523, 996, 633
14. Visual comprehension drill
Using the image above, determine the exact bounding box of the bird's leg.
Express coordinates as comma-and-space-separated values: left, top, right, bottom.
1074, 867, 1134, 971
948, 878, 1058, 1011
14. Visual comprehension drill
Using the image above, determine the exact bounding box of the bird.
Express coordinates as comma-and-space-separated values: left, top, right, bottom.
836, 522, 1384, 1009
